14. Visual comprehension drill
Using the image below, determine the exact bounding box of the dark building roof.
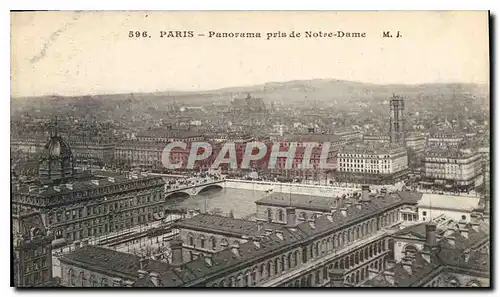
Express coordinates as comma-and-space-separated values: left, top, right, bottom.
174, 213, 286, 237
367, 221, 490, 287
256, 191, 422, 212
59, 246, 172, 280
13, 171, 164, 199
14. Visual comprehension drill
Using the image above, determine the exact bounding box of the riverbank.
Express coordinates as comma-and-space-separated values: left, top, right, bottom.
223, 179, 405, 197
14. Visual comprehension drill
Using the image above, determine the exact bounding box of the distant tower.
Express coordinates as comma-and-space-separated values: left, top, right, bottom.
389, 93, 405, 144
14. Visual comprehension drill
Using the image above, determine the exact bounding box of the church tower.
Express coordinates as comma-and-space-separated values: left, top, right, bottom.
389, 94, 405, 145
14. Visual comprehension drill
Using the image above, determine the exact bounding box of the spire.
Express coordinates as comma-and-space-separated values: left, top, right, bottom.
50, 116, 59, 137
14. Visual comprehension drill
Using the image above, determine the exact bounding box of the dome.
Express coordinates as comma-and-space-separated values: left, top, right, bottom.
43, 136, 73, 159
38, 120, 75, 182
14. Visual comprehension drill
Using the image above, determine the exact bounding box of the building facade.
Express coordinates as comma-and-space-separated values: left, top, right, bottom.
421, 148, 483, 191
336, 145, 409, 185
12, 211, 54, 287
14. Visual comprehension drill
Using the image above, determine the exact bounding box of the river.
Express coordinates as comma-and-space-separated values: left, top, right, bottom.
165, 187, 267, 219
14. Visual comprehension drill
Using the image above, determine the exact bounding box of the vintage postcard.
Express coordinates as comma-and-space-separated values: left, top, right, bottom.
10, 11, 490, 288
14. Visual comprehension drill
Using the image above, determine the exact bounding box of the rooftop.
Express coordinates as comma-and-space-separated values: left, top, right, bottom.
13, 171, 164, 198
256, 191, 422, 212
368, 220, 490, 287
60, 246, 172, 279
417, 194, 480, 212
175, 213, 286, 237
339, 143, 407, 155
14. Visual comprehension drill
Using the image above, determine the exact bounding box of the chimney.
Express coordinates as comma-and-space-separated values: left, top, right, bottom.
383, 270, 395, 285
107, 177, 115, 183
28, 186, 37, 193
401, 257, 413, 275
286, 207, 296, 226
65, 183, 73, 190
231, 243, 240, 257
326, 212, 334, 222
112, 277, 123, 287
91, 180, 99, 186
328, 269, 345, 287
204, 254, 213, 267
361, 185, 370, 199
264, 228, 273, 236
308, 218, 316, 229
137, 270, 148, 279
463, 249, 471, 262
275, 230, 284, 240
446, 236, 455, 247
340, 208, 347, 217
458, 219, 467, 229
170, 239, 184, 266
53, 186, 60, 192
355, 202, 362, 210
421, 246, 431, 263
149, 272, 160, 286
425, 222, 437, 247
459, 227, 469, 239
345, 201, 352, 208
470, 214, 481, 231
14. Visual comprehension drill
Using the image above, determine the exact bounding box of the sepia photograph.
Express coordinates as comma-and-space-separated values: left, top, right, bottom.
9, 11, 491, 288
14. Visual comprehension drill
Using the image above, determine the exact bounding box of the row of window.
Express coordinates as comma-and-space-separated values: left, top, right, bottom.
210, 239, 388, 288
23, 269, 50, 286
340, 159, 390, 163
207, 208, 401, 287
60, 213, 158, 241
22, 247, 49, 258
47, 193, 162, 224
287, 255, 387, 287
186, 234, 232, 251
23, 257, 48, 273
66, 269, 110, 287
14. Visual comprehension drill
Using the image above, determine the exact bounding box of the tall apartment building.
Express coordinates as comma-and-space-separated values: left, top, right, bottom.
421, 148, 483, 192
336, 144, 409, 185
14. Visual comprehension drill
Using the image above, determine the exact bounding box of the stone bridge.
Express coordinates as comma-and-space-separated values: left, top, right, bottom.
164, 179, 225, 199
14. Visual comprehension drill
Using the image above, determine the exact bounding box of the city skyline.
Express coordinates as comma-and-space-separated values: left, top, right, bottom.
11, 11, 489, 97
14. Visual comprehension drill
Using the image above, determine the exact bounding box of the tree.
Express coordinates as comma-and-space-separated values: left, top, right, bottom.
228, 209, 234, 219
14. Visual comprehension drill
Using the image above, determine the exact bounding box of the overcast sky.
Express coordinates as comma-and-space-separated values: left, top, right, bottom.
11, 11, 489, 97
